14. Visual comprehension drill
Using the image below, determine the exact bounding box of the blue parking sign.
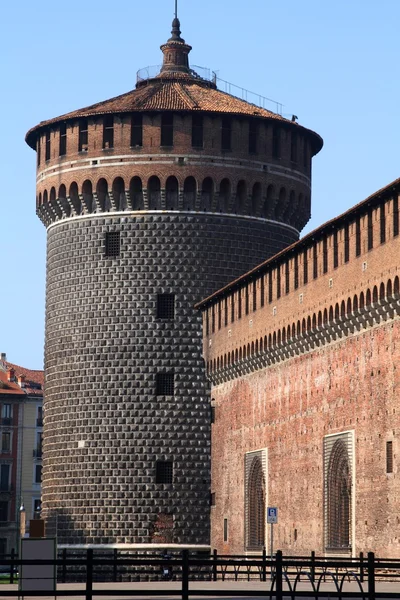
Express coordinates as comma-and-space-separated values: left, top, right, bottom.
267, 507, 278, 524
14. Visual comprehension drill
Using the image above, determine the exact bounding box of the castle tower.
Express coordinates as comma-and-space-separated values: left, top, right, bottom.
26, 14, 322, 545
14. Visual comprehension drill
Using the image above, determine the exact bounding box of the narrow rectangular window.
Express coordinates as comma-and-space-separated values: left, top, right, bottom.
333, 232, 338, 268
37, 137, 41, 167
276, 267, 281, 299
323, 237, 328, 274
260, 277, 265, 307
285, 262, 290, 294
156, 373, 174, 396
313, 244, 318, 279
380, 204, 386, 244
1, 433, 10, 454
161, 113, 174, 146
45, 130, 51, 161
238, 290, 242, 319
303, 250, 308, 285
218, 301, 222, 330
394, 196, 399, 237
344, 224, 350, 263
223, 518, 228, 542
355, 218, 361, 256
294, 255, 299, 289
231, 296, 235, 323
103, 115, 114, 149
105, 232, 120, 257
367, 210, 373, 251
224, 298, 228, 327
157, 294, 175, 319
206, 311, 209, 336
59, 123, 67, 156
131, 114, 143, 147
155, 461, 173, 484
386, 441, 393, 474
210, 406, 216, 424
245, 286, 249, 315
0, 502, 8, 522
35, 464, 42, 484
2, 405, 11, 423
291, 132, 297, 162
192, 114, 203, 148
268, 273, 273, 303
210, 492, 216, 507
249, 120, 258, 154
253, 282, 257, 311
37, 406, 43, 427
35, 432, 42, 457
78, 118, 88, 151
221, 117, 232, 151
211, 305, 215, 333
0, 465, 9, 492
272, 127, 280, 159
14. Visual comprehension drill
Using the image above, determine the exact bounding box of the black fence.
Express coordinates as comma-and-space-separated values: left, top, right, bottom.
0, 548, 400, 598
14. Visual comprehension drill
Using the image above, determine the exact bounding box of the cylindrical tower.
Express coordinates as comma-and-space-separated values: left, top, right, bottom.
26, 17, 322, 545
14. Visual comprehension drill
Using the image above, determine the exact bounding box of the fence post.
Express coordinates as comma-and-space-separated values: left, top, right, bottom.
182, 549, 189, 600
310, 550, 315, 583
367, 552, 375, 600
262, 546, 267, 582
62, 548, 67, 583
212, 549, 217, 582
359, 551, 364, 583
86, 548, 93, 600
113, 549, 118, 582
275, 550, 283, 600
10, 548, 15, 585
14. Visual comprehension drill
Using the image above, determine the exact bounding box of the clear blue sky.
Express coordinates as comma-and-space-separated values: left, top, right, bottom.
2, 0, 399, 369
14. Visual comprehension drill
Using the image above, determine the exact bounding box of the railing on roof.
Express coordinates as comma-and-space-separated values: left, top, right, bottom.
136, 65, 283, 115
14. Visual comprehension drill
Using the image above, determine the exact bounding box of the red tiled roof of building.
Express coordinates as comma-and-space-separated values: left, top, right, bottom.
0, 370, 25, 396
2, 362, 44, 396
25, 76, 322, 151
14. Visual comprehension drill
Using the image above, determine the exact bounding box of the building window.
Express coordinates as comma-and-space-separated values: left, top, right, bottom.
37, 406, 43, 427
210, 492, 216, 507
0, 465, 9, 492
324, 434, 353, 551
45, 130, 51, 161
386, 441, 393, 474
211, 406, 216, 424
294, 255, 299, 289
34, 432, 42, 458
59, 123, 67, 156
252, 282, 257, 311
156, 373, 174, 396
344, 225, 350, 263
105, 232, 120, 257
394, 197, 399, 237
221, 117, 232, 151
206, 311, 209, 336
224, 298, 228, 327
211, 305, 215, 333
285, 262, 290, 294
380, 204, 386, 244
223, 518, 228, 542
78, 118, 88, 151
1, 433, 10, 454
161, 113, 174, 147
192, 114, 203, 148
313, 244, 318, 279
217, 302, 222, 330
260, 277, 265, 307
268, 273, 273, 303
355, 218, 361, 256
34, 464, 42, 484
272, 127, 280, 159
2, 405, 11, 426
0, 502, 8, 522
249, 120, 258, 154
231, 296, 235, 323
156, 461, 173, 484
276, 267, 281, 299
367, 210, 373, 251
245, 286, 249, 316
238, 290, 242, 319
291, 131, 297, 162
33, 499, 41, 514
157, 294, 175, 319
131, 114, 143, 147
245, 451, 266, 550
37, 137, 41, 167
103, 115, 114, 149
323, 237, 328, 273
303, 249, 308, 285
333, 232, 338, 268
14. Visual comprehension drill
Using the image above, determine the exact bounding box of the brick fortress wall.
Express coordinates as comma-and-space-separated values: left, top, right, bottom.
199, 180, 400, 556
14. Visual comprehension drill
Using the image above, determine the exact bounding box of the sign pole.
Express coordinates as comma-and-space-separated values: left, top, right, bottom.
267, 507, 278, 579
270, 523, 274, 578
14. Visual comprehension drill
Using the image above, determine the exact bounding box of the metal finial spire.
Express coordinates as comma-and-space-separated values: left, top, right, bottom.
175, 0, 178, 19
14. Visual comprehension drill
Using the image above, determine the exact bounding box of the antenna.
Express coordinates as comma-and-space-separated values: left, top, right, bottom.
175, 0, 178, 18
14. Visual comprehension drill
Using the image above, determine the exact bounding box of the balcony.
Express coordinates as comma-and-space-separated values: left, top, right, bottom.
33, 449, 42, 459
1, 418, 11, 427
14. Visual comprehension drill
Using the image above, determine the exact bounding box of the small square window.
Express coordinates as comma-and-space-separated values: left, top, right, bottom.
156, 460, 173, 484
105, 232, 120, 257
156, 373, 174, 396
157, 294, 175, 319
